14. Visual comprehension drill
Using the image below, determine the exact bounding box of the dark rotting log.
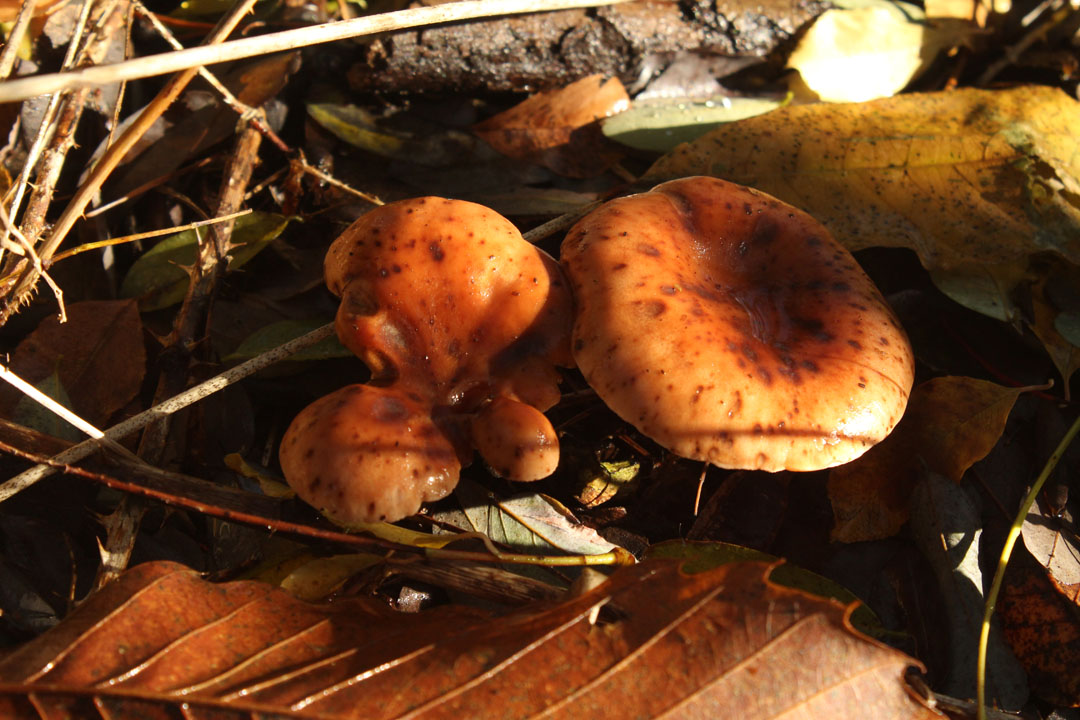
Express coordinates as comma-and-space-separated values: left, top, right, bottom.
347, 0, 829, 94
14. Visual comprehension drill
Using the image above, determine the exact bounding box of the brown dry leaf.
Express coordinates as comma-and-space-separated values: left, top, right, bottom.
474, 74, 630, 178
0, 300, 145, 428
0, 560, 940, 719
644, 86, 1080, 320
998, 539, 1080, 706
829, 376, 1025, 542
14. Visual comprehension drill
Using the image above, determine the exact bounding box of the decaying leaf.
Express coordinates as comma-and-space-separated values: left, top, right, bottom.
829, 376, 1026, 542
474, 74, 630, 178
0, 300, 145, 429
0, 559, 941, 719
644, 86, 1080, 324
999, 536, 1080, 707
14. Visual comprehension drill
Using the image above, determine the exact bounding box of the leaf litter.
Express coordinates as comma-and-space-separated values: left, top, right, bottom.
0, 0, 1079, 716
0, 559, 939, 719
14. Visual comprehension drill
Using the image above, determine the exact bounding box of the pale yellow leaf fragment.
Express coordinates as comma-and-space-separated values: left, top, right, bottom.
788, 2, 930, 102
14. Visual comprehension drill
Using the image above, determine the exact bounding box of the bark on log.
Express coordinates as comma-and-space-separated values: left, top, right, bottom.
347, 0, 828, 94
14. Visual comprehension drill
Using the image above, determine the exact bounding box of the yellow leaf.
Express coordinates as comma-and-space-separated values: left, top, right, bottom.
829, 377, 1029, 542
788, 2, 931, 103
645, 86, 1080, 320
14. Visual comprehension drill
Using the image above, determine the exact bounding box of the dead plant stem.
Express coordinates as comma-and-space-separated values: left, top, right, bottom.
0, 322, 335, 503
0, 0, 39, 80
0, 0, 632, 103
0, 0, 260, 326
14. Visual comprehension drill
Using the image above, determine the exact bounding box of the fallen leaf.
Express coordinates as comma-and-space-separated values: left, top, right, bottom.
474, 74, 630, 178
0, 0, 65, 22
1022, 496, 1080, 590
644, 539, 883, 638
279, 554, 384, 601
0, 559, 941, 719
455, 478, 619, 556
602, 95, 787, 153
1030, 274, 1080, 400
829, 376, 1026, 542
119, 212, 290, 311
999, 538, 1080, 706
103, 53, 298, 199
908, 473, 1029, 707
224, 318, 349, 362
925, 0, 1007, 25
0, 300, 144, 429
644, 86, 1080, 322
787, 0, 973, 103
11, 371, 82, 443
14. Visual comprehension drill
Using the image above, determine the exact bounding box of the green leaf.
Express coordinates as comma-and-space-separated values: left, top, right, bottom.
225, 319, 350, 362
456, 478, 618, 556
602, 96, 787, 153
13, 371, 83, 443
120, 212, 291, 311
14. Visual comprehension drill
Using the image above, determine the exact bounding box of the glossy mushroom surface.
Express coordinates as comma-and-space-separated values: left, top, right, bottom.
561, 176, 914, 472
325, 196, 572, 404
279, 385, 463, 525
282, 197, 573, 524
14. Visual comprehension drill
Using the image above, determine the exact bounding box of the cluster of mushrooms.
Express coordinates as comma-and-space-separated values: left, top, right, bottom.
279, 177, 915, 525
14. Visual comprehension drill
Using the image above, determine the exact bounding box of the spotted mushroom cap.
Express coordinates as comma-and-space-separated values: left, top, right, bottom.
279, 384, 463, 524
560, 176, 915, 472
324, 197, 573, 408
471, 396, 560, 481
281, 198, 576, 525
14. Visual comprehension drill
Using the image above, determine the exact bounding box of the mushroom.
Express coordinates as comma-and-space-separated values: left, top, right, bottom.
280, 197, 573, 524
279, 384, 464, 526
560, 176, 914, 472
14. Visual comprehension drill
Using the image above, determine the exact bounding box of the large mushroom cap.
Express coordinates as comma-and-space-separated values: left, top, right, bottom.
325, 196, 573, 406
561, 176, 914, 472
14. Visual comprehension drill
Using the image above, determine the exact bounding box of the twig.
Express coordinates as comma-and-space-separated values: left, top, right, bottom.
48, 209, 253, 264
0, 322, 335, 503
297, 155, 383, 206
132, 0, 291, 152
976, 410, 1080, 720
0, 0, 633, 103
0, 362, 144, 465
0, 0, 94, 269
0, 0, 261, 325
976, 0, 1070, 85
0, 0, 39, 81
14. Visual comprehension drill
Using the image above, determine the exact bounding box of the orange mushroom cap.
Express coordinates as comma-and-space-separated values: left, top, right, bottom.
324, 196, 572, 408
281, 197, 574, 524
560, 176, 914, 472
279, 385, 462, 524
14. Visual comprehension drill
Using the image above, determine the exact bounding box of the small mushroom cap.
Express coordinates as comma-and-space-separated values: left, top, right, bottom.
471, 397, 560, 482
561, 176, 914, 472
324, 197, 573, 406
279, 384, 462, 524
